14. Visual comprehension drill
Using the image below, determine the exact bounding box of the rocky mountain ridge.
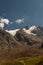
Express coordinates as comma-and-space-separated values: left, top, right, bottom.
6, 25, 43, 36
0, 26, 43, 60
6, 25, 43, 47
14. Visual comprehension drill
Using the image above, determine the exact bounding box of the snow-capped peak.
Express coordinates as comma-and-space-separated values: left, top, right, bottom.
23, 26, 37, 35
6, 29, 19, 36
29, 26, 37, 31
6, 26, 42, 36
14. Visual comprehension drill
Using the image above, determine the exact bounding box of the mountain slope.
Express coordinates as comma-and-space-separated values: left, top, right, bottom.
6, 26, 43, 49
0, 25, 43, 60
14, 26, 43, 48
5, 25, 43, 55
0, 28, 30, 60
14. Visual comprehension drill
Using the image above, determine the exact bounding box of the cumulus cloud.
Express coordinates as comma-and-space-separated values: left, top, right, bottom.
0, 18, 9, 24
0, 18, 10, 29
15, 18, 24, 24
0, 23, 4, 29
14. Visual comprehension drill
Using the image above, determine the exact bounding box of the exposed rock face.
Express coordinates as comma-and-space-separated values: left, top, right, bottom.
13, 26, 43, 50
5, 25, 43, 49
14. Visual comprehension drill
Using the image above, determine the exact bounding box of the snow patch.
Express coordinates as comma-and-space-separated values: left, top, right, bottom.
6, 29, 19, 36
23, 26, 37, 35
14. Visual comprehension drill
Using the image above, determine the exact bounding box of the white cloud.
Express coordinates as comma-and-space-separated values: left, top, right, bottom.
15, 18, 24, 24
0, 18, 9, 24
0, 18, 10, 29
0, 23, 4, 29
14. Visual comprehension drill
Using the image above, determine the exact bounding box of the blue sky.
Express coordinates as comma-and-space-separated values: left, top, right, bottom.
0, 0, 43, 29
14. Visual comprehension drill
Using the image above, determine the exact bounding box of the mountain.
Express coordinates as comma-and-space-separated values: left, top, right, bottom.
5, 26, 43, 55
6, 25, 43, 36
0, 28, 29, 60
6, 25, 43, 47
0, 25, 43, 61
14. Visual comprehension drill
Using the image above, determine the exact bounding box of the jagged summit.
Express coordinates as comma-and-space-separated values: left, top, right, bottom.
23, 26, 38, 35
6, 25, 43, 36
